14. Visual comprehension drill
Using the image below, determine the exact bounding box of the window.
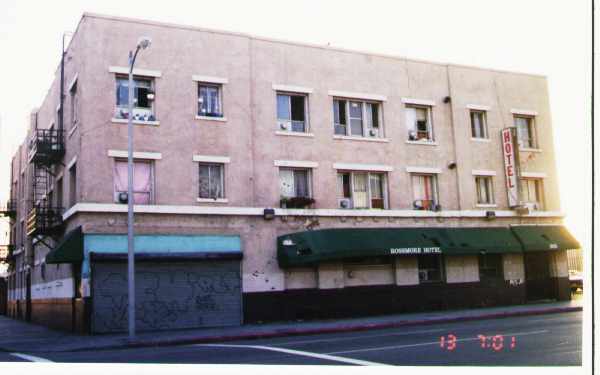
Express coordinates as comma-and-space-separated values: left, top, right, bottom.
411, 174, 439, 210
406, 105, 433, 141
514, 115, 536, 148
198, 163, 224, 199
475, 176, 494, 205
279, 168, 310, 198
337, 171, 387, 209
333, 99, 382, 138
470, 110, 487, 139
198, 83, 223, 117
55, 177, 63, 208
479, 254, 503, 279
520, 178, 543, 210
70, 81, 78, 127
113, 160, 154, 204
20, 172, 24, 200
418, 255, 444, 283
69, 163, 77, 207
115, 76, 156, 121
277, 93, 307, 132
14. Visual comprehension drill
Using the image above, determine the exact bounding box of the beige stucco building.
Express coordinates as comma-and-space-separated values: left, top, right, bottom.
1, 13, 580, 333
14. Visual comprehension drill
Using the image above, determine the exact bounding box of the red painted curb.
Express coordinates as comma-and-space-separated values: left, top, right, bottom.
107, 305, 581, 351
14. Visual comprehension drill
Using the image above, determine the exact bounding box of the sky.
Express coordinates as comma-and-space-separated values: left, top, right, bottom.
0, 1, 592, 253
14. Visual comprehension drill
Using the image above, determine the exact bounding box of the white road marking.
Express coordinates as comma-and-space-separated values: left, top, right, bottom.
271, 328, 447, 346
196, 343, 389, 366
326, 329, 549, 355
10, 353, 54, 362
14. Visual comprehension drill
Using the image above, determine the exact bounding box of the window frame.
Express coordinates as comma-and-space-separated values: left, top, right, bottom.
520, 178, 544, 210
198, 162, 225, 200
276, 91, 309, 133
405, 104, 434, 142
333, 97, 384, 138
69, 163, 77, 208
469, 110, 488, 139
197, 82, 224, 118
514, 115, 537, 149
113, 159, 155, 205
69, 81, 78, 127
474, 175, 495, 205
278, 167, 312, 199
418, 254, 445, 283
336, 170, 389, 209
478, 254, 504, 280
114, 75, 156, 120
410, 173, 439, 210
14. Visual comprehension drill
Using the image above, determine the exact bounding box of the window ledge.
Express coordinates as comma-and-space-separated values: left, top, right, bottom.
111, 118, 160, 126
68, 124, 78, 138
197, 198, 229, 203
405, 140, 438, 146
519, 147, 542, 153
470, 137, 490, 142
275, 131, 315, 138
333, 135, 390, 143
476, 204, 498, 208
195, 115, 227, 122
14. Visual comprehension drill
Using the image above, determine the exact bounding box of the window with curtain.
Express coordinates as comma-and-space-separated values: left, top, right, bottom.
198, 83, 223, 117
277, 93, 307, 132
520, 178, 543, 209
411, 174, 438, 210
199, 163, 224, 199
475, 176, 494, 204
337, 171, 387, 209
279, 168, 310, 198
333, 99, 382, 137
406, 105, 433, 141
514, 116, 536, 148
115, 76, 155, 120
470, 110, 487, 138
114, 160, 154, 204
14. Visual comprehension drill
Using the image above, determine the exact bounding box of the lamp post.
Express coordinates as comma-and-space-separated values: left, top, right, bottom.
127, 36, 151, 340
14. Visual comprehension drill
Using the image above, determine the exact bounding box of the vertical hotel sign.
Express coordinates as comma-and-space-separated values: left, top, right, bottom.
502, 127, 519, 207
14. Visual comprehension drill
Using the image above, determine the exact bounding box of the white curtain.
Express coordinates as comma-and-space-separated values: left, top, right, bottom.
352, 173, 368, 208
279, 169, 294, 197
405, 107, 416, 138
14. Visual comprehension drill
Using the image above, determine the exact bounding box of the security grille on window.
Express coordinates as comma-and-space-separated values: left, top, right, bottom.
333, 99, 382, 138
411, 174, 439, 210
337, 171, 387, 209
115, 76, 155, 121
114, 160, 154, 204
479, 254, 503, 279
199, 163, 224, 199
520, 178, 543, 210
406, 105, 433, 141
418, 255, 444, 283
470, 110, 487, 139
514, 115, 536, 148
198, 83, 223, 117
277, 93, 307, 132
475, 176, 494, 205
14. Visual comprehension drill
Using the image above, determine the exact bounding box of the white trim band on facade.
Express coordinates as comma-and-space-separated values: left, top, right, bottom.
107, 150, 163, 160
68, 74, 78, 91
328, 90, 387, 102
401, 97, 436, 106
521, 172, 547, 178
274, 160, 319, 168
192, 155, 231, 164
510, 108, 538, 116
406, 166, 442, 174
192, 75, 229, 84
472, 169, 497, 176
62, 202, 566, 221
332, 162, 393, 172
466, 104, 491, 111
272, 84, 314, 94
66, 156, 77, 170
109, 66, 162, 77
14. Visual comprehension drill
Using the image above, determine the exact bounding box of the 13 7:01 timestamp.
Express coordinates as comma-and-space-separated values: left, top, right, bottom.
440, 334, 517, 352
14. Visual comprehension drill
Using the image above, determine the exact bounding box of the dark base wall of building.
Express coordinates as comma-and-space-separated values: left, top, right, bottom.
243, 282, 528, 323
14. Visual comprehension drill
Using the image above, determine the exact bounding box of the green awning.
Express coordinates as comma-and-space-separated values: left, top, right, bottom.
277, 227, 523, 267
46, 226, 84, 264
510, 225, 580, 252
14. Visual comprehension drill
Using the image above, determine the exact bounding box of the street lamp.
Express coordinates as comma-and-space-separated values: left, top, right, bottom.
127, 36, 151, 340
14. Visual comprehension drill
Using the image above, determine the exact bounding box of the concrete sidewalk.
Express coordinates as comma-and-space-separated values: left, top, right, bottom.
0, 300, 582, 353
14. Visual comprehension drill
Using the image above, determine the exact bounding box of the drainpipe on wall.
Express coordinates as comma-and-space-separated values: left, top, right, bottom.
445, 65, 462, 211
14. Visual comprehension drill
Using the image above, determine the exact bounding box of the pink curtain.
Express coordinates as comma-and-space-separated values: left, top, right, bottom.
133, 162, 152, 204
114, 162, 128, 192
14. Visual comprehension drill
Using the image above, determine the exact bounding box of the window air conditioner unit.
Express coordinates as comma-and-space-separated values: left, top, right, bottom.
368, 128, 379, 137
278, 121, 290, 131
115, 192, 128, 204
524, 202, 539, 211
338, 198, 352, 209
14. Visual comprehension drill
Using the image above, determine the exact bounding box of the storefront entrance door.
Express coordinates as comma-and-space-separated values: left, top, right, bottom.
524, 252, 554, 301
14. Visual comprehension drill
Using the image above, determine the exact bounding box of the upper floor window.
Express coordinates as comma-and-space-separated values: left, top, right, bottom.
514, 115, 537, 148
411, 174, 439, 210
470, 110, 488, 139
333, 99, 382, 138
279, 168, 314, 208
520, 178, 543, 210
277, 93, 307, 133
475, 176, 494, 205
69, 81, 78, 127
69, 163, 77, 207
198, 83, 223, 118
337, 171, 387, 209
114, 76, 156, 121
114, 160, 154, 204
406, 105, 433, 142
199, 163, 224, 200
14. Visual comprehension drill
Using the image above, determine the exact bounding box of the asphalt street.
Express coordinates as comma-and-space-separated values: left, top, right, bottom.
1, 311, 582, 366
